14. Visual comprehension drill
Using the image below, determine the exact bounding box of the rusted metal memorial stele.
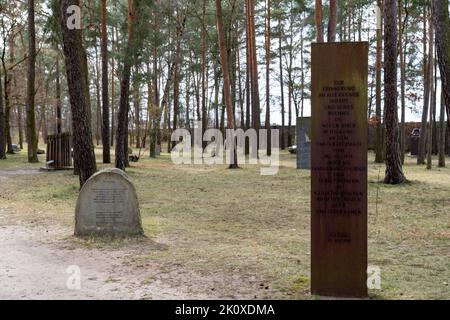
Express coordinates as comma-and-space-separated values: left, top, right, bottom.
311, 42, 368, 297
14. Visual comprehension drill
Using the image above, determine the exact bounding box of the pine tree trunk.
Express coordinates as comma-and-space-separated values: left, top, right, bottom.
230, 23, 237, 130
375, 0, 384, 163
17, 104, 24, 148
432, 51, 438, 155
245, 4, 251, 133
315, 0, 324, 42
0, 63, 5, 159
427, 21, 435, 170
432, 0, 450, 127
248, 0, 260, 132
418, 7, 430, 165
287, 4, 294, 147
384, 0, 405, 184
447, 108, 450, 155
278, 16, 285, 150
216, 0, 237, 168
134, 79, 141, 149
328, 0, 337, 42
398, 0, 406, 164
237, 41, 244, 130
438, 91, 446, 167
60, 0, 97, 187
185, 68, 191, 129
101, 0, 111, 163
150, 3, 159, 158
111, 27, 117, 147
172, 60, 179, 150
169, 12, 182, 149
4, 74, 12, 154
26, 0, 38, 163
56, 53, 62, 134
94, 44, 102, 146
300, 14, 305, 117
115, 0, 136, 170
2, 34, 13, 154
265, 0, 271, 155
40, 89, 47, 143
214, 67, 220, 129
42, 108, 47, 143
220, 86, 225, 133
201, 0, 207, 136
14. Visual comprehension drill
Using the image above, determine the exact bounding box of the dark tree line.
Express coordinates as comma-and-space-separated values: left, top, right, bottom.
1, 0, 449, 188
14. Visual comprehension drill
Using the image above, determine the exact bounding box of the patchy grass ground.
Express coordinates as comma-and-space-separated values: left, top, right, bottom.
0, 147, 449, 299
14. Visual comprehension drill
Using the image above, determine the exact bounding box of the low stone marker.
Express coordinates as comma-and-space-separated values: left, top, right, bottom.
75, 168, 143, 237
410, 128, 420, 156
12, 144, 21, 153
296, 117, 311, 169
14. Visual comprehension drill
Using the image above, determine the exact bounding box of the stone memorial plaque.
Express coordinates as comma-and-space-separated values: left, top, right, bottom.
75, 168, 143, 236
296, 117, 311, 169
311, 42, 368, 297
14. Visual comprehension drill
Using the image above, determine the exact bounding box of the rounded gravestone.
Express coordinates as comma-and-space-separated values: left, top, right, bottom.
75, 168, 143, 237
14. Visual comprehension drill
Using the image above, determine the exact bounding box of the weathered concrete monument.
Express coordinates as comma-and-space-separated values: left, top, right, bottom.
311, 42, 368, 297
296, 117, 311, 169
75, 168, 143, 237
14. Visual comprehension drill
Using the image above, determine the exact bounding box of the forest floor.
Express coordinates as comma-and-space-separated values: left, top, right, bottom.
0, 147, 449, 300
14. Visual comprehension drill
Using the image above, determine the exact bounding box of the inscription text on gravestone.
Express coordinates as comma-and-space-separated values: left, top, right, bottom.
75, 168, 143, 237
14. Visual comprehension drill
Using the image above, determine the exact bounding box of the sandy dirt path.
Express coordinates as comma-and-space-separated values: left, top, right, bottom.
0, 168, 266, 300
0, 213, 257, 300
0, 221, 205, 300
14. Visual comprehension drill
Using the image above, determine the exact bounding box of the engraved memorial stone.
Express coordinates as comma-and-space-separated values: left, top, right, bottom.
410, 128, 420, 156
311, 42, 368, 297
296, 117, 311, 169
75, 168, 144, 236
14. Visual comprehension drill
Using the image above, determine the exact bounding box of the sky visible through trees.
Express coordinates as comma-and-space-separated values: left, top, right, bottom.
0, 0, 448, 163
